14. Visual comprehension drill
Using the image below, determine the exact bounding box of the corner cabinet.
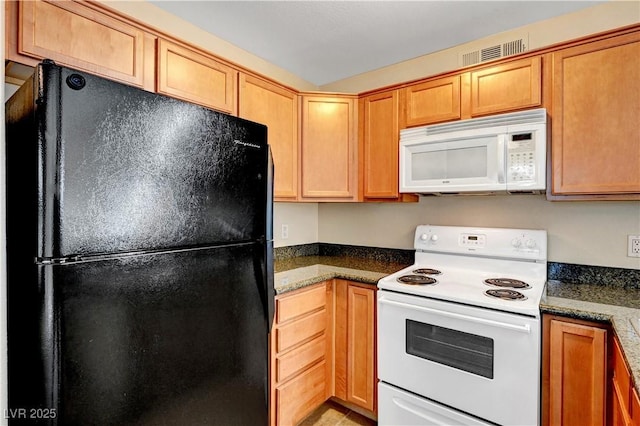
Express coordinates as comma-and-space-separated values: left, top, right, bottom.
542, 314, 608, 426
270, 282, 332, 426
550, 31, 640, 199
239, 74, 299, 200
300, 95, 359, 201
334, 280, 376, 413
6, 0, 156, 91
156, 39, 238, 114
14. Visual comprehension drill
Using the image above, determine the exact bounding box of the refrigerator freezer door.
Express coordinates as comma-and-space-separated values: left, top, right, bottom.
9, 244, 269, 425
30, 63, 269, 259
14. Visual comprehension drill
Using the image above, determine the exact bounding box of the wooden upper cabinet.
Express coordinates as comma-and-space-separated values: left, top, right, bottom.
239, 74, 299, 200
300, 95, 359, 200
403, 75, 461, 127
157, 39, 237, 114
10, 0, 154, 90
469, 56, 542, 117
551, 32, 640, 198
361, 90, 400, 199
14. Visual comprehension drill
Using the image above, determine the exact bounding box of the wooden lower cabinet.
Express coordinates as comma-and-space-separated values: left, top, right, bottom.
270, 280, 378, 424
632, 388, 640, 426
543, 314, 608, 426
270, 282, 332, 426
334, 280, 376, 413
612, 335, 638, 426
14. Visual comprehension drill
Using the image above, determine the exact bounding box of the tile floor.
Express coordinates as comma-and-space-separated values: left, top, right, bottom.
299, 400, 376, 426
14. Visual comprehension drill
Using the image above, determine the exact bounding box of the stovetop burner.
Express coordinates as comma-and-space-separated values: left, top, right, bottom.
397, 275, 438, 285
484, 289, 527, 301
484, 278, 531, 289
412, 268, 442, 275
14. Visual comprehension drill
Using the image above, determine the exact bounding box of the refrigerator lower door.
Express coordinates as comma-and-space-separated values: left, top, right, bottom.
14, 243, 269, 425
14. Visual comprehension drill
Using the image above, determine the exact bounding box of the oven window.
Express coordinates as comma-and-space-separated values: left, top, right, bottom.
406, 320, 494, 379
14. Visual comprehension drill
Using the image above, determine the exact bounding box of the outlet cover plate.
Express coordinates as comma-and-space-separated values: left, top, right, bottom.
628, 235, 640, 257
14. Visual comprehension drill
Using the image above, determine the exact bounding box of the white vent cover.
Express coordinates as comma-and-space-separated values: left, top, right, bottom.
459, 34, 529, 67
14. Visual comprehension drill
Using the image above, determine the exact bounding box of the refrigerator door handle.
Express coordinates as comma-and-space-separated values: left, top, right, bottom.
266, 146, 275, 332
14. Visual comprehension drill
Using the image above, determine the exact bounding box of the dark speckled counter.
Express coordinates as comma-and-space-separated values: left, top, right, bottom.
274, 248, 640, 397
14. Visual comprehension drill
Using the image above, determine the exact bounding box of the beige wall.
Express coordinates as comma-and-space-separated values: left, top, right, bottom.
317, 197, 640, 269
321, 1, 640, 93
273, 203, 319, 248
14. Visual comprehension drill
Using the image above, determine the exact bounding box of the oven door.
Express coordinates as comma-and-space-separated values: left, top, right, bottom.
399, 127, 507, 194
377, 290, 540, 426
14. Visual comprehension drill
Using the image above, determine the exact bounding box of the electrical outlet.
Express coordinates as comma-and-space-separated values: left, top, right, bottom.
281, 224, 289, 240
628, 235, 640, 257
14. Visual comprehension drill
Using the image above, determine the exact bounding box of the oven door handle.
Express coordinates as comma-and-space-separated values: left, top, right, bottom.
378, 297, 532, 334
391, 396, 454, 424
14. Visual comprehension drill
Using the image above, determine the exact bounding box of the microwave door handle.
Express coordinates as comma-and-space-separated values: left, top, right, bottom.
497, 134, 507, 184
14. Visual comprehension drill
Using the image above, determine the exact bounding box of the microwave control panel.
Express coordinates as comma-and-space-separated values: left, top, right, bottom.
507, 133, 536, 182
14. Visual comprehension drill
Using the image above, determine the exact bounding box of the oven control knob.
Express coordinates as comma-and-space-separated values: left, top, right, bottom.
420, 233, 429, 241
511, 238, 522, 248
431, 235, 439, 242
525, 239, 537, 249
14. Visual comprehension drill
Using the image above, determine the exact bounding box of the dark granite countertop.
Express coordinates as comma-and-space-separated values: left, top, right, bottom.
274, 254, 640, 396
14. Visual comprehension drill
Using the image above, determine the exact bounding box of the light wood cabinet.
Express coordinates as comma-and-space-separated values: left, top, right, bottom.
334, 280, 376, 413
270, 282, 332, 426
7, 0, 155, 90
239, 74, 299, 200
402, 75, 461, 127
157, 39, 238, 114
632, 388, 640, 426
612, 336, 637, 426
469, 56, 542, 117
300, 95, 359, 200
543, 314, 608, 426
550, 32, 640, 198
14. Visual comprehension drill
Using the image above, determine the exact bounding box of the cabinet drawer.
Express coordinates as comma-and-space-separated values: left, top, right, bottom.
276, 309, 326, 353
276, 284, 326, 323
275, 361, 326, 426
614, 337, 632, 410
275, 334, 325, 384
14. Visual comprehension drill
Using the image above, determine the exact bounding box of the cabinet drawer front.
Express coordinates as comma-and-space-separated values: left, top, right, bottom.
276, 309, 326, 353
276, 361, 326, 426
614, 337, 632, 410
276, 284, 326, 324
275, 334, 325, 384
20, 0, 147, 87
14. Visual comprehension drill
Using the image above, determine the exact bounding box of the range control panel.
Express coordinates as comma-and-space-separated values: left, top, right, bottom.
414, 225, 547, 261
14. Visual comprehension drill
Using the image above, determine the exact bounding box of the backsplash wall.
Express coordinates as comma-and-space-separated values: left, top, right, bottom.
314, 195, 640, 270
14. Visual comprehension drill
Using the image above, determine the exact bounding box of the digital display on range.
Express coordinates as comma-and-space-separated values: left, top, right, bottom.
468, 236, 478, 241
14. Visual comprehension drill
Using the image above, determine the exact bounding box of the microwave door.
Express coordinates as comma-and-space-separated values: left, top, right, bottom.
401, 135, 507, 193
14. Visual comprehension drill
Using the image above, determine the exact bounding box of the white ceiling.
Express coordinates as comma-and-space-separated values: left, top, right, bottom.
150, 1, 604, 86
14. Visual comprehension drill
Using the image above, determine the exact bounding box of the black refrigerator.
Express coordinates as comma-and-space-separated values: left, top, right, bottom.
5, 61, 274, 425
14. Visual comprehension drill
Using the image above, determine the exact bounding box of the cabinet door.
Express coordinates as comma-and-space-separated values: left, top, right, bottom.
631, 388, 640, 426
548, 319, 607, 426
362, 91, 400, 199
239, 75, 299, 200
470, 56, 542, 116
333, 280, 376, 413
346, 285, 376, 411
16, 0, 154, 89
300, 95, 358, 200
157, 39, 237, 114
403, 75, 461, 127
551, 32, 640, 196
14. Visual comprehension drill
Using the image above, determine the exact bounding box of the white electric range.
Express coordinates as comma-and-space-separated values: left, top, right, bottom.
377, 225, 547, 426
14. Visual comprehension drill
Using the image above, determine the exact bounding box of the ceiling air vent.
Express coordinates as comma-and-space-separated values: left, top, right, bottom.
459, 35, 529, 67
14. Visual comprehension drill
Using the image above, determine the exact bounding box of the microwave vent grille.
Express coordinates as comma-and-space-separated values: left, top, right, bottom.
459, 35, 529, 67
400, 108, 546, 139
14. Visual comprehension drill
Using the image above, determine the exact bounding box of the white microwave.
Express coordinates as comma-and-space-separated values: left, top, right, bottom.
400, 108, 547, 194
